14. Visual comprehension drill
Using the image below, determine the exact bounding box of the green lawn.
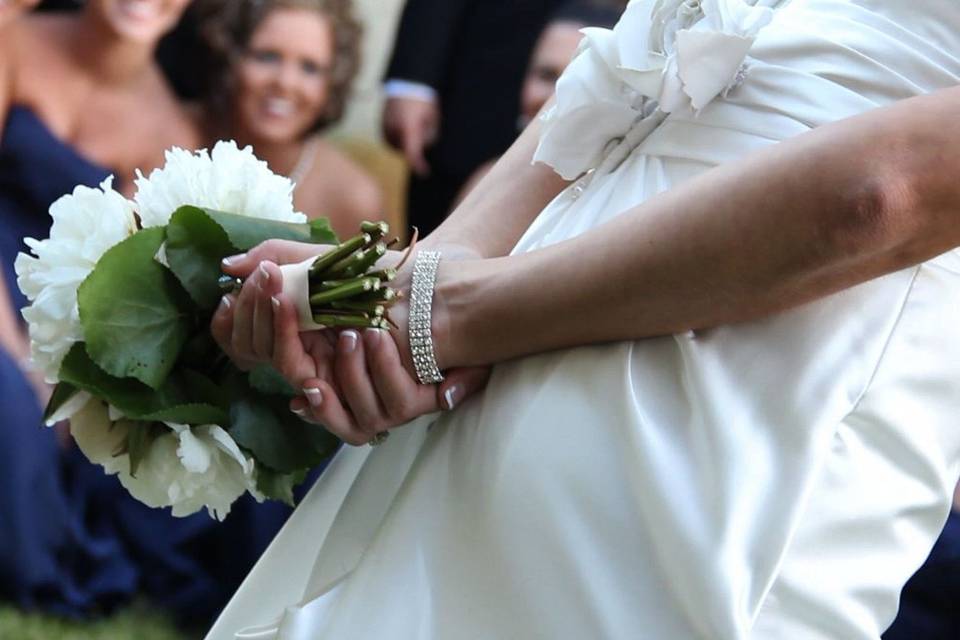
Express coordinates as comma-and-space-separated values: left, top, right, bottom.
0, 605, 198, 640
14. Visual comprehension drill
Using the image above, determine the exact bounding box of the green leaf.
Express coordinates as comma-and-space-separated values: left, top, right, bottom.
78, 227, 194, 389
143, 403, 229, 425
248, 365, 296, 397
203, 209, 333, 252
43, 381, 80, 424
125, 420, 166, 478
229, 398, 339, 473
309, 218, 338, 245
164, 206, 235, 309
58, 344, 229, 425
255, 467, 308, 507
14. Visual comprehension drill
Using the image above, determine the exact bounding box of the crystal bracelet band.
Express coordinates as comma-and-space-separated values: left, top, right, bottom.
408, 250, 444, 385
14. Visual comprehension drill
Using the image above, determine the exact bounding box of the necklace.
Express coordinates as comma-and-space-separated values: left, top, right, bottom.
288, 135, 322, 190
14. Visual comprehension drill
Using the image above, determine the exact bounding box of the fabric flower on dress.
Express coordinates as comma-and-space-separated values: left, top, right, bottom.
71, 399, 261, 521
14, 178, 138, 383
534, 0, 775, 179
134, 140, 307, 228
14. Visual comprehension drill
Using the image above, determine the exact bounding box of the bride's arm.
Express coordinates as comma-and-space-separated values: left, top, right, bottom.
421, 108, 571, 259
218, 86, 960, 441
434, 86, 960, 368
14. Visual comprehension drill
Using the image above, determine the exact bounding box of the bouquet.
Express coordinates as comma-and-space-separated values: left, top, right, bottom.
15, 141, 399, 520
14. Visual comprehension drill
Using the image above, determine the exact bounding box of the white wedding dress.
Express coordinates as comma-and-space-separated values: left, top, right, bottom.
208, 1, 960, 638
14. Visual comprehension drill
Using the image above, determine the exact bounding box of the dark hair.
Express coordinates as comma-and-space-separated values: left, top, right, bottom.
196, 0, 362, 138
550, 0, 623, 30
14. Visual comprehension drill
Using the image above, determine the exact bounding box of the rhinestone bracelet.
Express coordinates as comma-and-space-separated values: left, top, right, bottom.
408, 250, 444, 385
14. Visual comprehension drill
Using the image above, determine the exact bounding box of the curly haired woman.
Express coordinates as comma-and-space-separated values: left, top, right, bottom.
197, 0, 382, 237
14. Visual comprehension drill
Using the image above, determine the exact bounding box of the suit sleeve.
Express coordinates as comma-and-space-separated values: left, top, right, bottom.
385, 0, 471, 90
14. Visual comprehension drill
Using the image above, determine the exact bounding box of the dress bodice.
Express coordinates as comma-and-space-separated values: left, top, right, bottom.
0, 105, 114, 310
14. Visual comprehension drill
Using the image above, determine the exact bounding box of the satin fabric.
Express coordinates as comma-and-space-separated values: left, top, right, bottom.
208, 1, 960, 638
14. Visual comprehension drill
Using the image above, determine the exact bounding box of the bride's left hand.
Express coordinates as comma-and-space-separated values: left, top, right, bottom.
212, 239, 490, 445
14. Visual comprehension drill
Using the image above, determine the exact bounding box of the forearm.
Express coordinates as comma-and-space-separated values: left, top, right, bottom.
435, 87, 960, 368
0, 277, 26, 360
423, 113, 570, 258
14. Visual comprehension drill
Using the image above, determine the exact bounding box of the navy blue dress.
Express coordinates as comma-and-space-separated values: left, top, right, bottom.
0, 106, 303, 624
883, 511, 960, 639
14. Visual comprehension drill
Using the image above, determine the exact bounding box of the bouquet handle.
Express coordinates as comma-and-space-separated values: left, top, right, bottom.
279, 257, 328, 332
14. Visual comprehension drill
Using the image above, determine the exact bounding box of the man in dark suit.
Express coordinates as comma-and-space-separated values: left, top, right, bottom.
383, 0, 567, 235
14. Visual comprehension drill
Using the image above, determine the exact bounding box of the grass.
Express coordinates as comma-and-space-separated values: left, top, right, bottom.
0, 604, 198, 640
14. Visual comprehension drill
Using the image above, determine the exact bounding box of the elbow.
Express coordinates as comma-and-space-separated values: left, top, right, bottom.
827, 172, 920, 261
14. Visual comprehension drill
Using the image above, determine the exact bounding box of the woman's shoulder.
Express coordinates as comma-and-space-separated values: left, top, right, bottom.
2, 14, 69, 72
301, 139, 383, 217
6, 13, 74, 57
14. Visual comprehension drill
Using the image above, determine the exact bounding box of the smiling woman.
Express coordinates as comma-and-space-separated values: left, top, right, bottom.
197, 0, 382, 237
0, 0, 260, 625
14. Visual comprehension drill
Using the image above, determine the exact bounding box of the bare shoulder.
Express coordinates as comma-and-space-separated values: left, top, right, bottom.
300, 141, 384, 220
3, 14, 72, 82
132, 73, 203, 172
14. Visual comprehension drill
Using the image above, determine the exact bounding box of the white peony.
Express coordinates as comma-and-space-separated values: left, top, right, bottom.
15, 178, 139, 382
71, 399, 261, 520
119, 422, 261, 521
134, 140, 307, 228
69, 398, 131, 476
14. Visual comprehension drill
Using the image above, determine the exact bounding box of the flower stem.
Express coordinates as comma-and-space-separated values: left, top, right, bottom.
309, 278, 380, 306
309, 233, 371, 278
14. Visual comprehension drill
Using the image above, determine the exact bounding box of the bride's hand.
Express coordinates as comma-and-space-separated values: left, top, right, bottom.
211, 239, 490, 445
296, 243, 490, 442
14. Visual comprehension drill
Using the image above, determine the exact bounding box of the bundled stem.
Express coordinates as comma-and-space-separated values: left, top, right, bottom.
306, 222, 404, 329
218, 221, 405, 330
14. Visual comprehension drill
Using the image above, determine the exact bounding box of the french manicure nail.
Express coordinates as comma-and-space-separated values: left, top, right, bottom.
220, 296, 232, 310
341, 330, 359, 353
222, 254, 246, 267
444, 385, 462, 411
365, 328, 381, 348
271, 296, 280, 311
292, 407, 307, 417
259, 263, 270, 282
303, 387, 323, 407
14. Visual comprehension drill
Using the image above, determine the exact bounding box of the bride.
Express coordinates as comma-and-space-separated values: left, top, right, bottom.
208, 1, 960, 638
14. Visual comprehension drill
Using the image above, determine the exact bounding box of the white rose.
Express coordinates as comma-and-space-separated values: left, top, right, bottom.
134, 140, 307, 228
15, 178, 138, 383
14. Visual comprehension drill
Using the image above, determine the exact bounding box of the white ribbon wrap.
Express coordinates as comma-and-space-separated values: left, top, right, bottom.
277, 256, 327, 331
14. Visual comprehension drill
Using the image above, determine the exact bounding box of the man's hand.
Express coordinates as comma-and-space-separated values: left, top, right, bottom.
383, 96, 440, 177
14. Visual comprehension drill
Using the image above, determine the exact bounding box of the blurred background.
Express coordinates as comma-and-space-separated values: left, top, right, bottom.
0, 1, 956, 639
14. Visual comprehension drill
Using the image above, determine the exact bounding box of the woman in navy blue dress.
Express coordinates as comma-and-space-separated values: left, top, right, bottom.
0, 1, 302, 625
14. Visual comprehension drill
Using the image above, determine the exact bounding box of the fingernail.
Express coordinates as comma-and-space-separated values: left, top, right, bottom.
292, 407, 307, 417
271, 296, 280, 311
341, 330, 359, 353
222, 254, 246, 267
364, 328, 381, 348
220, 296, 232, 310
258, 263, 270, 282
303, 387, 323, 407
443, 384, 462, 411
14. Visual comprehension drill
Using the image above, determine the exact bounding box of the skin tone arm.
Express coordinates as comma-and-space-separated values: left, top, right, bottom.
434, 85, 960, 368
215, 85, 960, 444
422, 111, 570, 260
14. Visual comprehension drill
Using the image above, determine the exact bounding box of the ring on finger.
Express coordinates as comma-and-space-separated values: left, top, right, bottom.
368, 431, 390, 447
